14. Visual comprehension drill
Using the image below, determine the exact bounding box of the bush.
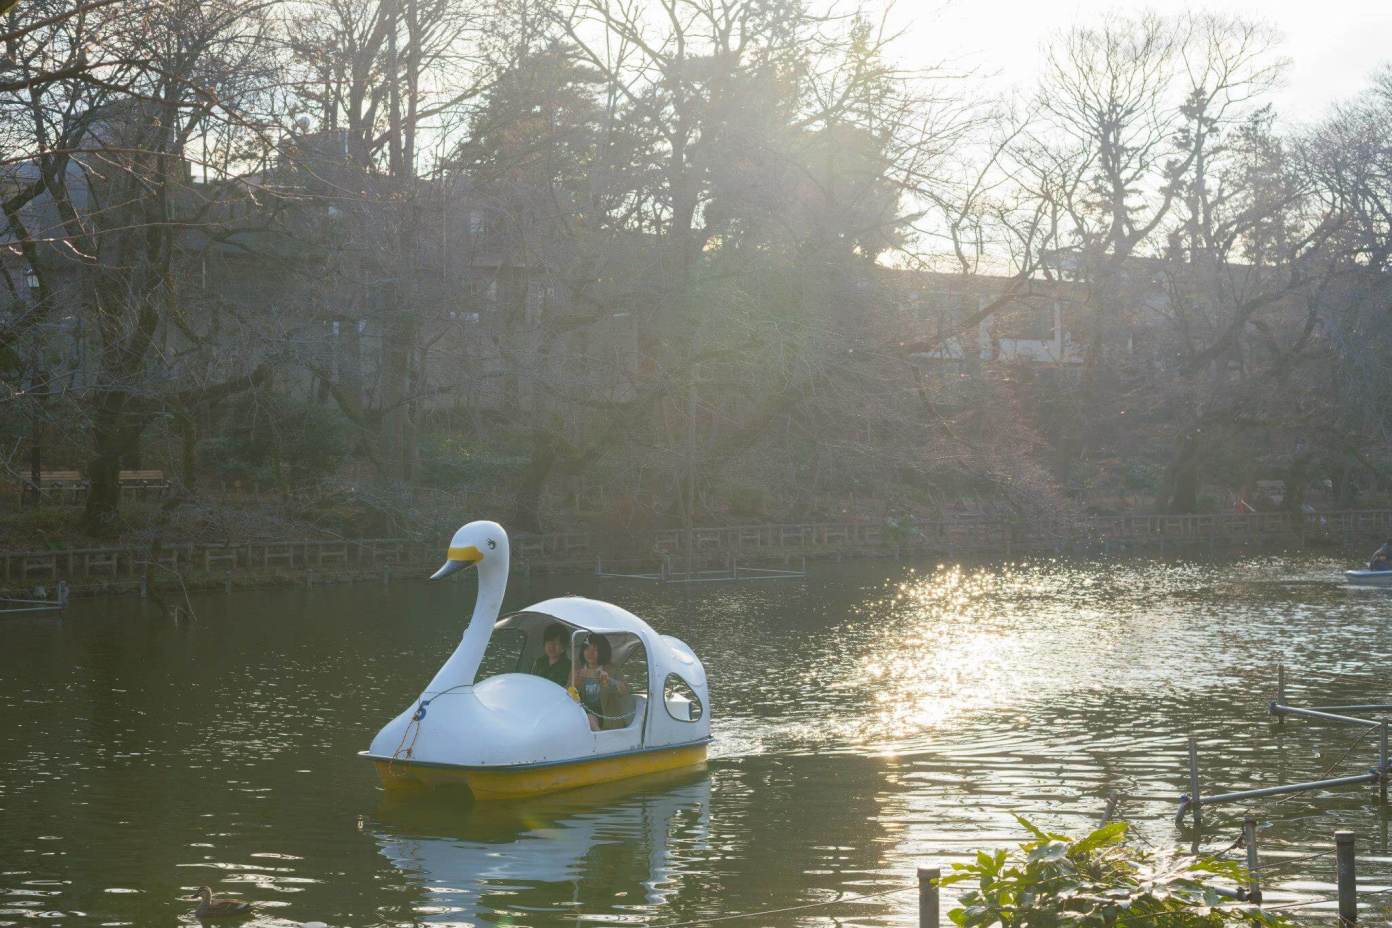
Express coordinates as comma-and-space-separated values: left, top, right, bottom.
941, 816, 1292, 928
725, 485, 769, 519
1121, 462, 1163, 493
417, 433, 527, 490
200, 397, 350, 485
0, 507, 84, 549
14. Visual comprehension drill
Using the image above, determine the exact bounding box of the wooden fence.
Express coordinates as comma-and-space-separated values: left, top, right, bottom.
2, 510, 1387, 589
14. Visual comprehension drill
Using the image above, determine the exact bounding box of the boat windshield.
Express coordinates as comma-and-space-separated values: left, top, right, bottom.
571, 630, 649, 729
482, 615, 653, 731
475, 626, 527, 681
484, 611, 582, 684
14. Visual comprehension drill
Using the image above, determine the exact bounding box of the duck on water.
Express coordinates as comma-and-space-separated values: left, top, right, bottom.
360, 520, 712, 800
188, 886, 253, 919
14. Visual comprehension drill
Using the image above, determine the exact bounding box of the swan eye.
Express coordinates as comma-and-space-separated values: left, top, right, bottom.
487, 538, 497, 550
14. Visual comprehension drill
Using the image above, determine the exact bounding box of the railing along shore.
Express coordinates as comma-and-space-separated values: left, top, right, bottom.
1, 509, 1387, 594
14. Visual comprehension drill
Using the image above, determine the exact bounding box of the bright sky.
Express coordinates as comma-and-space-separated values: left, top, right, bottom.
894, 0, 1392, 126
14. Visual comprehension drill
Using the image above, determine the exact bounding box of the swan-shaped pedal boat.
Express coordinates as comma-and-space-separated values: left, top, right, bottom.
360, 520, 711, 799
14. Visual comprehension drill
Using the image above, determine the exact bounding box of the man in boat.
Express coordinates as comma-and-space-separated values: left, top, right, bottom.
1370, 540, 1392, 572
529, 623, 572, 687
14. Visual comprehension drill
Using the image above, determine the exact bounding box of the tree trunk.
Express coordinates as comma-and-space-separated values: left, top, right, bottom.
179, 408, 198, 491
84, 395, 133, 535
512, 429, 558, 533
378, 256, 419, 483
25, 398, 42, 509
1163, 430, 1202, 514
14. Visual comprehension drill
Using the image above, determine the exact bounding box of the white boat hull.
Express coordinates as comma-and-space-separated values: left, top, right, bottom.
1346, 570, 1392, 585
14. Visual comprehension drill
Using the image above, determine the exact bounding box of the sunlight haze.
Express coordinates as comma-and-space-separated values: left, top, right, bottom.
897, 0, 1392, 124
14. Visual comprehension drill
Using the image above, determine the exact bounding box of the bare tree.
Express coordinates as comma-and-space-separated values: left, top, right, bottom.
280, 0, 484, 484
0, 0, 286, 531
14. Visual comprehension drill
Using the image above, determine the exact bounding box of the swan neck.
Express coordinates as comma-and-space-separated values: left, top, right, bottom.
469, 561, 507, 630
423, 557, 509, 695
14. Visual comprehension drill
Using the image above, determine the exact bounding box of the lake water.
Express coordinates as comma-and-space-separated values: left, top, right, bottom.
5, 555, 1392, 927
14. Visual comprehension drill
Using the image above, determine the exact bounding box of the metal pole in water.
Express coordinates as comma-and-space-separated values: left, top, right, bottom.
1178, 771, 1379, 811
1270, 704, 1380, 728
1243, 815, 1262, 904
1273, 664, 1286, 726
917, 866, 940, 928
1382, 719, 1389, 805
1187, 735, 1202, 830
1336, 830, 1357, 926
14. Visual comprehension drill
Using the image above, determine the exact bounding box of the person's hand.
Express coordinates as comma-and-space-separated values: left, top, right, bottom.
600, 669, 610, 687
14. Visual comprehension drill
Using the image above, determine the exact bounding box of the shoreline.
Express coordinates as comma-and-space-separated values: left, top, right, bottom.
2, 510, 1380, 604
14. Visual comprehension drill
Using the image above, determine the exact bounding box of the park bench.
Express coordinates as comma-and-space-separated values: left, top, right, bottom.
118, 469, 170, 497
15, 469, 89, 504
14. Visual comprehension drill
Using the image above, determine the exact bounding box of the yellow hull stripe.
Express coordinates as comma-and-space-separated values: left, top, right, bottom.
373, 744, 708, 800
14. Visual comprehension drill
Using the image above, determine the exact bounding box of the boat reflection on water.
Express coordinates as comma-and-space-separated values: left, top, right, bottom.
373, 769, 711, 926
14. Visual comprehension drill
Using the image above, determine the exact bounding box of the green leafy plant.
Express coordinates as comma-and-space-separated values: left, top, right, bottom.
940, 816, 1293, 928
417, 433, 528, 490
199, 397, 350, 485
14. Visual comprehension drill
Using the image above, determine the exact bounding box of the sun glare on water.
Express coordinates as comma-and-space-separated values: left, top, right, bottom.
842, 562, 1133, 752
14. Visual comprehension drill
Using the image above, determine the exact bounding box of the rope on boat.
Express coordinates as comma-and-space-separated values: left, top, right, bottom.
384, 673, 641, 774
385, 683, 475, 774
385, 707, 424, 777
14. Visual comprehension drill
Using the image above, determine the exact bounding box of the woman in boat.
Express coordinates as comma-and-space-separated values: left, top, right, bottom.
572, 633, 627, 730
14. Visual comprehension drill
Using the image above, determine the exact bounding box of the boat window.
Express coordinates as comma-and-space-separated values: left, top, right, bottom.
495, 612, 578, 680
611, 635, 648, 702
663, 674, 703, 722
476, 627, 527, 681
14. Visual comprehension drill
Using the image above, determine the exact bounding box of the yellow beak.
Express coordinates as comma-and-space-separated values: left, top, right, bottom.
429, 545, 484, 581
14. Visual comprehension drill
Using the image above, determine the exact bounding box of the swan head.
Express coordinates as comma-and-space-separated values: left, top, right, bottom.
430, 520, 509, 581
